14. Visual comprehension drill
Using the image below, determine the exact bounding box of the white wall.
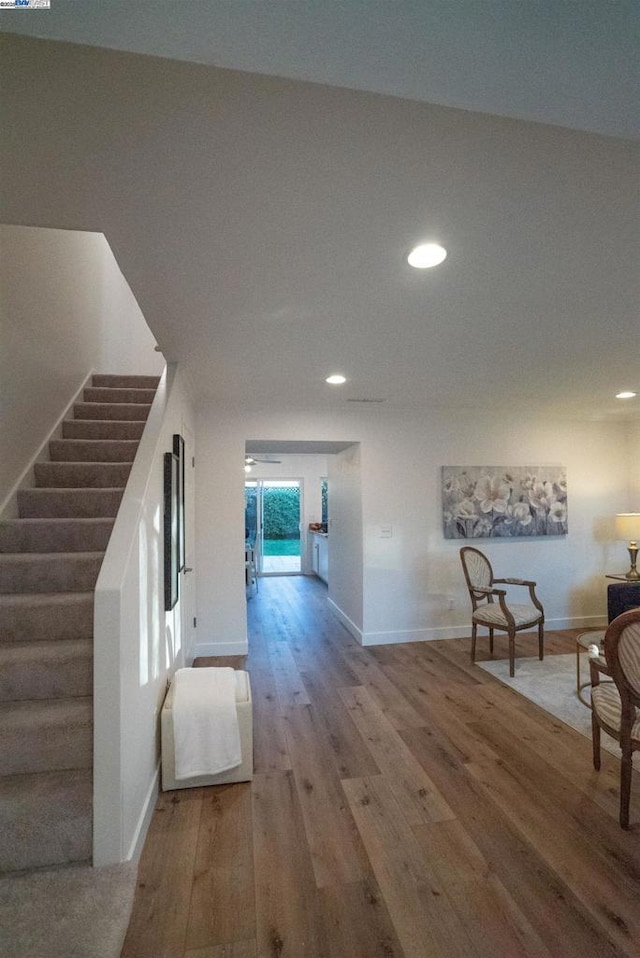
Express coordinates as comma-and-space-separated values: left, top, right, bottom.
194, 414, 248, 656
196, 401, 631, 650
328, 444, 364, 636
0, 225, 163, 511
627, 421, 640, 506
94, 364, 195, 865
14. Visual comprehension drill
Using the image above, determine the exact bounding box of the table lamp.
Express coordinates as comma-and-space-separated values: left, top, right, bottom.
615, 513, 640, 580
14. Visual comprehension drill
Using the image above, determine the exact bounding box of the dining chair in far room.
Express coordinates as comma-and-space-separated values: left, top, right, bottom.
591, 608, 640, 828
245, 542, 258, 596
460, 546, 545, 677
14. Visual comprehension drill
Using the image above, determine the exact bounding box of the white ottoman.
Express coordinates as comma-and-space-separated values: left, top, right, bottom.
161, 668, 253, 790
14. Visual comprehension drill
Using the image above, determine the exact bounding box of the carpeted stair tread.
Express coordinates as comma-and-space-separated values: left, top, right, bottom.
0, 639, 92, 701
18, 487, 124, 518
49, 438, 139, 462
0, 518, 114, 553
83, 386, 157, 404
92, 373, 161, 389
62, 419, 145, 440
0, 769, 92, 872
34, 461, 132, 488
0, 592, 94, 643
73, 402, 151, 422
0, 697, 92, 776
0, 552, 105, 594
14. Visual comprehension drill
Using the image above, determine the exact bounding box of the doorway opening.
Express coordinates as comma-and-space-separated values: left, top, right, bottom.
245, 479, 302, 575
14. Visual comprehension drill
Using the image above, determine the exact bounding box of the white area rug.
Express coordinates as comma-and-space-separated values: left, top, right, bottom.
477, 653, 621, 758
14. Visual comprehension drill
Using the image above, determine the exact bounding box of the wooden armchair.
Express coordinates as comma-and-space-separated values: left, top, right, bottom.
591, 608, 640, 828
460, 546, 544, 677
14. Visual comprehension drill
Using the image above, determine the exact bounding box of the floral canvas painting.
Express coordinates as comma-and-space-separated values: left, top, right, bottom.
442, 466, 568, 539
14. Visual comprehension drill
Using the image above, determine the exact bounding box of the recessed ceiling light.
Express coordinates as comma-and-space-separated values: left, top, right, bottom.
407, 243, 447, 269
326, 374, 346, 385
616, 391, 637, 399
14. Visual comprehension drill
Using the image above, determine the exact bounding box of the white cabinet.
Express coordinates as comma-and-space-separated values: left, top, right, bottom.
310, 533, 329, 583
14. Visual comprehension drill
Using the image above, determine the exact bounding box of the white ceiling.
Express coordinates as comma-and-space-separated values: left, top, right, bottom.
3, 2, 639, 421
5, 0, 639, 139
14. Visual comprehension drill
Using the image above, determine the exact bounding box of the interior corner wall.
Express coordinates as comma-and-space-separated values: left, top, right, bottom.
193, 409, 249, 657
0, 225, 163, 505
327, 445, 364, 639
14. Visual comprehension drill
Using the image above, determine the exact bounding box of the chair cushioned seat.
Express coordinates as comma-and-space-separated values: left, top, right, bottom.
591, 683, 640, 742
472, 602, 542, 628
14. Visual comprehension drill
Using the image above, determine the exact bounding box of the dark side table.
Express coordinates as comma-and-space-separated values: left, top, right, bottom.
606, 577, 640, 623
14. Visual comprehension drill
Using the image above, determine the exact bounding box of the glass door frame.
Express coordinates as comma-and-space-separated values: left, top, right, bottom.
244, 477, 304, 577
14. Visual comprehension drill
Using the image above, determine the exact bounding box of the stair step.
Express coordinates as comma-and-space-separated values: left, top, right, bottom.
73, 402, 151, 422
0, 552, 104, 594
92, 374, 160, 389
0, 697, 92, 776
49, 438, 139, 462
0, 518, 114, 553
84, 386, 157, 405
0, 593, 94, 643
62, 419, 145, 440
0, 769, 92, 872
34, 461, 132, 488
18, 487, 124, 518
0, 639, 92, 701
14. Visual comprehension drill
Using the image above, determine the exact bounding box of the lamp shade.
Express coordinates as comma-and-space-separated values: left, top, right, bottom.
616, 513, 640, 542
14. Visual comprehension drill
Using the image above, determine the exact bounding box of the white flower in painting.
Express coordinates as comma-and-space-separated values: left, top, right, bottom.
443, 476, 461, 495
549, 501, 567, 523
475, 475, 510, 514
520, 473, 537, 491
554, 475, 568, 499
528, 480, 555, 512
455, 499, 477, 519
512, 501, 532, 525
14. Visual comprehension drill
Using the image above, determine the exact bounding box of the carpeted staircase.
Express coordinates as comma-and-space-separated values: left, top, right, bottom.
0, 374, 160, 874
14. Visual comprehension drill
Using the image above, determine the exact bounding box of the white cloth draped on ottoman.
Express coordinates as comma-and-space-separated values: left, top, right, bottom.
171, 667, 242, 780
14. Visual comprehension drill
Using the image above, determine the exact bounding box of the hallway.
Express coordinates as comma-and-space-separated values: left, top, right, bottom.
123, 576, 640, 957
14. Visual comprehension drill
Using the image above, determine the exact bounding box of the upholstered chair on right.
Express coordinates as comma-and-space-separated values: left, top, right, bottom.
591, 608, 640, 829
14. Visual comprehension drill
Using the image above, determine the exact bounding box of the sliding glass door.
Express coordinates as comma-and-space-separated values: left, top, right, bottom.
244, 479, 302, 575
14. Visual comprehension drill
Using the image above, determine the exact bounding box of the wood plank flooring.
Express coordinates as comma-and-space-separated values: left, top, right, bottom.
122, 575, 640, 958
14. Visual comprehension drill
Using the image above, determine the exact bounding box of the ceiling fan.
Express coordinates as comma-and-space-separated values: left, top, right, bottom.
244, 455, 282, 466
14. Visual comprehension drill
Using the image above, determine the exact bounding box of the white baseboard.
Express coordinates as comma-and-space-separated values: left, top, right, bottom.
545, 614, 608, 631
327, 598, 364, 644
346, 614, 610, 648
126, 764, 160, 863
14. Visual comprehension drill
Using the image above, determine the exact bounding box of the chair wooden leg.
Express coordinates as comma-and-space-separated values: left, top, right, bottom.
620, 748, 632, 829
538, 622, 544, 660
591, 710, 601, 770
509, 629, 515, 677
489, 629, 494, 655
471, 623, 477, 663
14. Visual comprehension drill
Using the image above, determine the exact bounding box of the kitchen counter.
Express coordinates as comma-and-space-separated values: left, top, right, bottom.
309, 531, 329, 582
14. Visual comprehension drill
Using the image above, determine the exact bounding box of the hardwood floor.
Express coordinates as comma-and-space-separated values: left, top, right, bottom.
122, 575, 640, 958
